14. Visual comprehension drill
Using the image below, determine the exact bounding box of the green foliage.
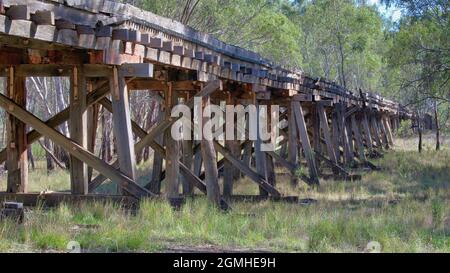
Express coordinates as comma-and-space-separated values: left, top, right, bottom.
299, 0, 385, 90
135, 0, 303, 67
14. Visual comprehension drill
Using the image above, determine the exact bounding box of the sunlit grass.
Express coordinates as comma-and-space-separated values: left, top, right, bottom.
0, 135, 449, 252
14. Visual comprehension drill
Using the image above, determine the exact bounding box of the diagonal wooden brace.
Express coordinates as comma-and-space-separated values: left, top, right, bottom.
213, 140, 281, 197
0, 82, 110, 164
89, 80, 223, 191
0, 93, 154, 199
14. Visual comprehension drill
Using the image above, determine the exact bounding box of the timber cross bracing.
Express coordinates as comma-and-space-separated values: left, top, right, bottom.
0, 0, 411, 208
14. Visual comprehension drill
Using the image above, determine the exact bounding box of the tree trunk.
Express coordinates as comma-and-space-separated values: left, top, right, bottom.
27, 146, 35, 171
435, 102, 440, 151
44, 137, 55, 173
418, 125, 423, 153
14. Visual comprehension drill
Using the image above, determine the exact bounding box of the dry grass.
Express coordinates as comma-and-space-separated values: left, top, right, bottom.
0, 135, 449, 253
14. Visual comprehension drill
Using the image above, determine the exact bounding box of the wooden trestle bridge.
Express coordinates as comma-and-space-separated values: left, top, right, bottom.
0, 0, 411, 209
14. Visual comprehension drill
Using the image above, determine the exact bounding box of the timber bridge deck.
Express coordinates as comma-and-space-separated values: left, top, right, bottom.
0, 0, 411, 208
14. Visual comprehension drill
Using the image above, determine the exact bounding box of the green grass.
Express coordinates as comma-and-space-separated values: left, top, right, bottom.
0, 135, 449, 253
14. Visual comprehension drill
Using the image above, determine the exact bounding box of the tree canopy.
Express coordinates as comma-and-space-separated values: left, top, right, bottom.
126, 0, 449, 129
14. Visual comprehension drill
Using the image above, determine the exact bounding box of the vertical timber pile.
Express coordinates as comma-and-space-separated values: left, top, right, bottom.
255, 99, 268, 196
6, 67, 28, 193
150, 110, 165, 194
69, 66, 88, 194
288, 103, 298, 186
165, 82, 180, 199
201, 95, 221, 206
109, 66, 137, 194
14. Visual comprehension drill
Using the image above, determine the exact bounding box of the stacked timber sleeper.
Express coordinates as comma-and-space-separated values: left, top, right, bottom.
0, 0, 408, 116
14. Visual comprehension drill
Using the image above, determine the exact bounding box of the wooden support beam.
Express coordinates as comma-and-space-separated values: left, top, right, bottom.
376, 115, 388, 149
346, 116, 355, 162
69, 66, 88, 194
254, 101, 268, 196
383, 115, 394, 145
0, 82, 109, 164
201, 95, 221, 206
110, 66, 137, 194
223, 139, 239, 201
89, 107, 176, 192
145, 135, 230, 210
86, 82, 99, 183
287, 104, 299, 186
0, 193, 138, 208
317, 104, 338, 167
5, 67, 28, 193
90, 80, 221, 191
362, 112, 374, 150
181, 138, 194, 195
312, 104, 322, 169
370, 114, 383, 148
332, 109, 341, 164
315, 152, 349, 177
0, 93, 154, 199
292, 101, 319, 185
351, 115, 366, 161
337, 103, 352, 164
266, 104, 277, 188
213, 141, 281, 197
164, 82, 180, 198
149, 111, 164, 194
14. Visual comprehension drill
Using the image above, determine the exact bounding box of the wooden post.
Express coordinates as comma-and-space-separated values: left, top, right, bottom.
351, 114, 366, 161
6, 67, 28, 193
181, 139, 194, 196
338, 103, 352, 164
382, 115, 394, 146
255, 100, 268, 196
370, 113, 382, 148
86, 81, 99, 183
332, 109, 341, 164
377, 115, 389, 149
362, 112, 374, 150
317, 103, 341, 175
181, 93, 194, 196
292, 101, 319, 185
109, 66, 137, 194
164, 82, 180, 199
265, 104, 277, 187
149, 110, 164, 194
223, 138, 240, 200
201, 96, 221, 206
242, 114, 253, 170
312, 104, 321, 168
69, 66, 88, 194
223, 94, 240, 200
317, 104, 337, 164
193, 145, 203, 176
346, 117, 355, 161
288, 103, 298, 186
